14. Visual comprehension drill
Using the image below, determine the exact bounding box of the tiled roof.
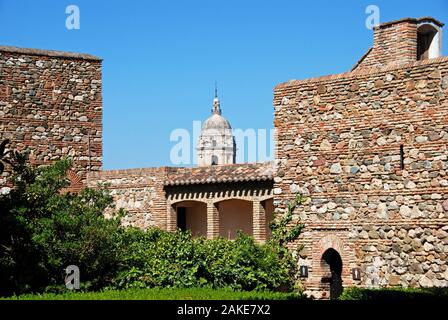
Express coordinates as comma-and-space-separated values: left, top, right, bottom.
164, 162, 274, 186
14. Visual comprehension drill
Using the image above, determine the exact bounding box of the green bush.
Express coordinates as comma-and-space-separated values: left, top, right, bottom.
339, 287, 448, 300
113, 228, 295, 292
198, 235, 292, 291
0, 153, 124, 296
0, 142, 305, 297
112, 192, 308, 293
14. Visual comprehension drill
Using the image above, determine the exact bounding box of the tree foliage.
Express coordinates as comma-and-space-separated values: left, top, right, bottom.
269, 192, 307, 247
113, 193, 308, 292
0, 148, 124, 296
0, 140, 308, 296
267, 192, 307, 288
113, 228, 294, 292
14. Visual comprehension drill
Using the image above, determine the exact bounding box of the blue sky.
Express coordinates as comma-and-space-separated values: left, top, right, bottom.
0, 0, 447, 169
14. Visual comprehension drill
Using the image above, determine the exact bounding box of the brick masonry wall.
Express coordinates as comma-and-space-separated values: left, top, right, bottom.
87, 167, 168, 229
354, 19, 418, 70
0, 46, 102, 189
273, 57, 448, 298
87, 166, 274, 237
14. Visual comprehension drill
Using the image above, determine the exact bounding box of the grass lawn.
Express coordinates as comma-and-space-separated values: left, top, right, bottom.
2, 287, 302, 300
339, 287, 448, 300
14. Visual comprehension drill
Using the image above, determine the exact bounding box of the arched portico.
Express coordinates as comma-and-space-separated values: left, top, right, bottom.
217, 199, 253, 239
165, 179, 274, 243
171, 200, 207, 237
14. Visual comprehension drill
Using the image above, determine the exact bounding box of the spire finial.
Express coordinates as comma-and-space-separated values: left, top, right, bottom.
212, 82, 221, 115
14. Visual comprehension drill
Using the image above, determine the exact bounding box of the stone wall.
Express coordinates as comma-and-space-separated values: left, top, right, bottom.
86, 167, 168, 229
273, 57, 448, 298
87, 164, 274, 242
0, 46, 102, 189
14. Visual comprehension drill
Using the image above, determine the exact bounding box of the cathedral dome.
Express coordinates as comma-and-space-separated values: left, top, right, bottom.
196, 87, 236, 167
202, 113, 232, 130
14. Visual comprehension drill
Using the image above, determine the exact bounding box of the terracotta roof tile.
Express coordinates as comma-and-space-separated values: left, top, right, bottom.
164, 162, 274, 186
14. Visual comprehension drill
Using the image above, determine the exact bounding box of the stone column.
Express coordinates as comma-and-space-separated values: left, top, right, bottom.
207, 201, 219, 239
253, 200, 266, 243
166, 203, 177, 232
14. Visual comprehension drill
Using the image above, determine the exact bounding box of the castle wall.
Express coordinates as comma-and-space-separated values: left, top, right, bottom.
0, 46, 102, 189
86, 167, 168, 229
273, 57, 448, 298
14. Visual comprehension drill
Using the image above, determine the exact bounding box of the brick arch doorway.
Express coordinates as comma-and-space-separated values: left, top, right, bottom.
321, 248, 343, 300
173, 200, 207, 237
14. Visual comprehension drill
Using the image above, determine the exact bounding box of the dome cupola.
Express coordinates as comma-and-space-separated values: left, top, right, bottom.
196, 86, 236, 167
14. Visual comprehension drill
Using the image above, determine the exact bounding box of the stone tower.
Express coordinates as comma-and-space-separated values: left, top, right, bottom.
197, 88, 236, 166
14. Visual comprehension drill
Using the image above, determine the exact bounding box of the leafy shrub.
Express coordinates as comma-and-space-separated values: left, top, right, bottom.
0, 142, 306, 296
113, 228, 200, 289
268, 192, 307, 289
113, 228, 295, 292
112, 192, 309, 292
200, 235, 291, 290
0, 152, 124, 296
